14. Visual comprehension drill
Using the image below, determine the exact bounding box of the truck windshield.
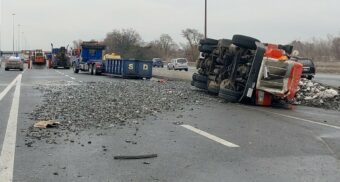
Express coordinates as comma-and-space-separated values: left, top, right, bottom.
36, 53, 43, 57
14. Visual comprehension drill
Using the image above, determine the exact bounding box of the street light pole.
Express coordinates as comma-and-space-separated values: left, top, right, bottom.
204, 0, 207, 39
12, 13, 15, 55
18, 24, 21, 52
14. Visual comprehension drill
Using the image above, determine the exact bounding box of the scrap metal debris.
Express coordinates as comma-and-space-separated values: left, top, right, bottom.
294, 78, 340, 110
114, 154, 158, 160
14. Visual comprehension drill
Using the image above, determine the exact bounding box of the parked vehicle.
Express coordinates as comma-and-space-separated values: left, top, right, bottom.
0, 58, 2, 68
4, 56, 24, 71
167, 58, 188, 71
51, 46, 71, 69
291, 57, 315, 80
192, 35, 303, 108
73, 41, 106, 75
152, 58, 164, 67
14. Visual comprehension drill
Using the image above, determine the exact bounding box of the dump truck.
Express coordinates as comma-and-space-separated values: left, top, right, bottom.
192, 35, 303, 108
73, 41, 105, 75
51, 47, 71, 69
31, 49, 46, 65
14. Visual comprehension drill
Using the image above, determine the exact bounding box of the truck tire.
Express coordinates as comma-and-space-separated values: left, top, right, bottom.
199, 45, 216, 53
218, 88, 242, 102
90, 64, 94, 75
193, 73, 208, 83
232, 35, 260, 50
192, 81, 208, 90
73, 66, 79, 73
199, 38, 218, 45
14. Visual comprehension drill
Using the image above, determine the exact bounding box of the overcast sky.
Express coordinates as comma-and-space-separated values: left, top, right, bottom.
1, 0, 340, 51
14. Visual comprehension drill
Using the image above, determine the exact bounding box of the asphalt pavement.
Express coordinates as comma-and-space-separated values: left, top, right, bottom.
1, 66, 340, 182
314, 73, 340, 88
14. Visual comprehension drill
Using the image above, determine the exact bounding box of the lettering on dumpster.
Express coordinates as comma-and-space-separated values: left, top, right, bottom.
128, 64, 134, 70
143, 64, 148, 70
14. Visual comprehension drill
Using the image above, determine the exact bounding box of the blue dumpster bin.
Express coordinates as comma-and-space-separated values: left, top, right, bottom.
136, 60, 153, 79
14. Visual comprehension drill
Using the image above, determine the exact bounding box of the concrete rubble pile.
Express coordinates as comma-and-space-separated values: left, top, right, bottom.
294, 78, 340, 110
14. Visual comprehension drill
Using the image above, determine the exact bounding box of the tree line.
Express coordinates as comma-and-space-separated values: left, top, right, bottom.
73, 29, 340, 62
73, 28, 203, 62
291, 35, 340, 62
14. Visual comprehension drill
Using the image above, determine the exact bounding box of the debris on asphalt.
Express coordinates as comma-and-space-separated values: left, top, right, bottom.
172, 121, 184, 125
294, 78, 340, 110
26, 80, 215, 144
113, 154, 158, 160
33, 120, 60, 129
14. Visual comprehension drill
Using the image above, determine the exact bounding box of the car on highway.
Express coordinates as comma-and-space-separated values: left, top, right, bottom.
152, 58, 164, 68
4, 56, 24, 71
167, 58, 189, 71
292, 57, 316, 80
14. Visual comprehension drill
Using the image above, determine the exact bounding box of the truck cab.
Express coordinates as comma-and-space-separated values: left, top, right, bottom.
73, 41, 105, 75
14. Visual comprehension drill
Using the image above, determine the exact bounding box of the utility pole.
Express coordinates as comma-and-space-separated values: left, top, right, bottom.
18, 24, 21, 52
204, 0, 207, 39
12, 13, 15, 55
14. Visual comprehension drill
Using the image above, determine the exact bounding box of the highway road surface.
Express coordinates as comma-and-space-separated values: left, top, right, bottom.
314, 73, 340, 88
0, 66, 340, 182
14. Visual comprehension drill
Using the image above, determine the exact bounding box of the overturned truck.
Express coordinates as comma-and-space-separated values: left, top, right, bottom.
192, 35, 303, 108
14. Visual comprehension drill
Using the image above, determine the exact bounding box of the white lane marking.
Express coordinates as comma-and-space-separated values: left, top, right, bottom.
241, 105, 340, 130
181, 125, 239, 148
0, 74, 22, 181
55, 70, 76, 80
0, 74, 20, 102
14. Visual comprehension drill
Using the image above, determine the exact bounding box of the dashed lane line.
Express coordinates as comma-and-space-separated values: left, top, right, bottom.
0, 74, 21, 102
0, 74, 22, 181
181, 125, 240, 148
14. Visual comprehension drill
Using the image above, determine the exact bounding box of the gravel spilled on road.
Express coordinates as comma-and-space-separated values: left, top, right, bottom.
26, 79, 216, 145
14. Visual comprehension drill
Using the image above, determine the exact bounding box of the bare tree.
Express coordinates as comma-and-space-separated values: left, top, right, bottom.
104, 28, 142, 57
332, 38, 340, 60
148, 34, 179, 60
181, 28, 203, 62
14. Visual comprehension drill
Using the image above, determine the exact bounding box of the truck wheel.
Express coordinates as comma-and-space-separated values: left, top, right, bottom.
90, 64, 94, 75
232, 35, 260, 50
93, 66, 98, 75
73, 66, 79, 73
193, 81, 208, 90
193, 73, 208, 83
5, 68, 9, 71
199, 38, 218, 45
199, 45, 216, 53
218, 88, 242, 102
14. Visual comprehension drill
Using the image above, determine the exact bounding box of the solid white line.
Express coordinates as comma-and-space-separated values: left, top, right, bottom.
0, 74, 22, 181
181, 125, 239, 148
241, 105, 340, 130
0, 75, 20, 102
